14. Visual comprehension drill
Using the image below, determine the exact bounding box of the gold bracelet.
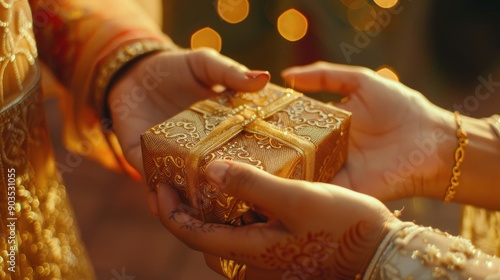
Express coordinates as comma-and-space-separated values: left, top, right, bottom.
94, 40, 172, 121
220, 258, 247, 280
444, 111, 469, 202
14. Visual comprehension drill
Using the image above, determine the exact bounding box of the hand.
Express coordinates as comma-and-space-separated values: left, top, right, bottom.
157, 160, 398, 279
108, 48, 270, 215
281, 62, 455, 201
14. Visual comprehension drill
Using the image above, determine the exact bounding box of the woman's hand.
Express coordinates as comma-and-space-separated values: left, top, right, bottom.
157, 160, 398, 279
282, 62, 455, 201
108, 48, 270, 215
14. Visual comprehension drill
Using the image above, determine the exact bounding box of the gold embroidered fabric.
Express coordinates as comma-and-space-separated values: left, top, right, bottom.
486, 114, 500, 139
0, 1, 94, 278
0, 69, 95, 279
141, 84, 351, 225
0, 0, 37, 104
462, 206, 500, 256
29, 0, 173, 176
363, 222, 500, 279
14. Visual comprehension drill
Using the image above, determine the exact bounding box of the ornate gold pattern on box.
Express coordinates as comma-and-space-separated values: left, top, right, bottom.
141, 84, 351, 225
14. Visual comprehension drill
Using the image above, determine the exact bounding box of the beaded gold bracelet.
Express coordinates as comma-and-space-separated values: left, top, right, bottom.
444, 111, 469, 202
94, 40, 172, 121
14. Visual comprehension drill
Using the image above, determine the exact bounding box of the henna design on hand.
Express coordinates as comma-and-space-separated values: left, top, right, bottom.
168, 211, 226, 233
232, 231, 339, 279
332, 221, 386, 279
228, 221, 384, 279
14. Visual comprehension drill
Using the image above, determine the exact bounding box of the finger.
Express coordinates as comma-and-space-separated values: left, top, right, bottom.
187, 48, 270, 92
281, 61, 373, 95
157, 183, 289, 268
205, 160, 310, 221
148, 190, 159, 216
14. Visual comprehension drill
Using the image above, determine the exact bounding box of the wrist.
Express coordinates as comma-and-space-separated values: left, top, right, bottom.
429, 110, 500, 207
360, 218, 411, 279
423, 108, 458, 199
411, 104, 458, 199
95, 39, 175, 126
448, 115, 500, 207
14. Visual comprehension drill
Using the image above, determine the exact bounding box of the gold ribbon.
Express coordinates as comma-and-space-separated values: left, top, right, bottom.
184, 88, 316, 222
220, 258, 247, 280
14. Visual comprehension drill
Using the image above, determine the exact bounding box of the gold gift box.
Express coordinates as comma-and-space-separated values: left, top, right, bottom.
141, 84, 351, 225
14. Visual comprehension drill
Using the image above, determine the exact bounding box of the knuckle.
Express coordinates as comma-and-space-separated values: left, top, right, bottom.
313, 60, 330, 69
355, 66, 376, 79
224, 163, 258, 195
193, 47, 219, 58
283, 181, 316, 210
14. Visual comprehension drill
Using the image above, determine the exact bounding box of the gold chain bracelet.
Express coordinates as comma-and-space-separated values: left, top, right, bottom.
444, 111, 469, 202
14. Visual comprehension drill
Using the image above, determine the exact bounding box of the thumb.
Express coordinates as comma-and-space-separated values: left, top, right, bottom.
280, 61, 367, 95
205, 160, 305, 220
187, 48, 270, 92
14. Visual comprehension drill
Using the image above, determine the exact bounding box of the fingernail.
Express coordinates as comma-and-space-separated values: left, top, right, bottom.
340, 96, 350, 103
206, 161, 230, 188
245, 70, 270, 79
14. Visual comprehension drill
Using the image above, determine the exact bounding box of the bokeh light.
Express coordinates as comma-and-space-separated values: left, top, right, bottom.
190, 27, 222, 52
347, 3, 376, 30
217, 0, 250, 24
277, 9, 308, 42
374, 0, 399, 9
340, 0, 368, 9
376, 66, 399, 81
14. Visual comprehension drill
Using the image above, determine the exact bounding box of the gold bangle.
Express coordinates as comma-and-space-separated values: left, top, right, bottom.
444, 111, 469, 202
94, 40, 172, 121
220, 258, 247, 280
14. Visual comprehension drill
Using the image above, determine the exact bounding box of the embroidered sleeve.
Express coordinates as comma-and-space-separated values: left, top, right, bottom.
486, 114, 500, 139
363, 221, 500, 279
28, 0, 175, 177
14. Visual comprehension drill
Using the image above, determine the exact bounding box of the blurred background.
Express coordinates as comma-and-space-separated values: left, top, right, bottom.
45, 0, 500, 279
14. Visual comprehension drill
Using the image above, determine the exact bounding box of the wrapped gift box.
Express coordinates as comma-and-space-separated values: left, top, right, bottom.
141, 84, 351, 225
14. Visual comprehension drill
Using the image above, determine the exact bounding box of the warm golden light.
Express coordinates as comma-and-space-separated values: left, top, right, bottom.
190, 27, 222, 52
347, 4, 376, 30
217, 0, 250, 24
340, 0, 368, 9
376, 66, 399, 81
277, 9, 308, 42
374, 0, 399, 9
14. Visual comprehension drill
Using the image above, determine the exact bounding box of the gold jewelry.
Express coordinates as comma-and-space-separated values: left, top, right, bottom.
444, 111, 469, 202
94, 40, 171, 120
220, 258, 247, 280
